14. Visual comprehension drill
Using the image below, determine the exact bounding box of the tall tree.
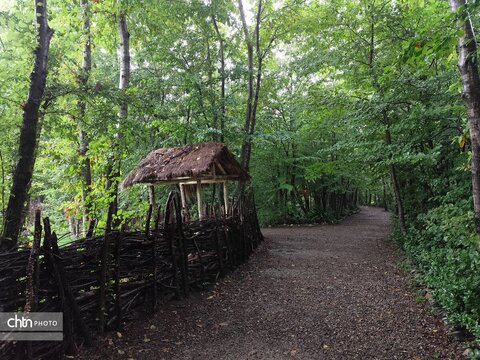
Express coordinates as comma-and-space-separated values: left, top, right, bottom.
238, 0, 256, 173
449, 0, 480, 234
1, 0, 53, 248
77, 0, 93, 236
212, 14, 226, 142
238, 0, 276, 173
366, 4, 406, 234
106, 10, 130, 222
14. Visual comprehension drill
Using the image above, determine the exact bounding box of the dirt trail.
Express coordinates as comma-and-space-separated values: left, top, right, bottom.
79, 207, 464, 360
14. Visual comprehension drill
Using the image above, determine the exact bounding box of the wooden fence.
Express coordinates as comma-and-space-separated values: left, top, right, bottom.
0, 191, 262, 359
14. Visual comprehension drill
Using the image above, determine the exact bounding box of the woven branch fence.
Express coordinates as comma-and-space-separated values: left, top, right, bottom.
0, 191, 262, 359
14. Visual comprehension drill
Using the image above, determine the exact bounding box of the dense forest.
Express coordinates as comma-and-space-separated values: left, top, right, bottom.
1, 0, 480, 348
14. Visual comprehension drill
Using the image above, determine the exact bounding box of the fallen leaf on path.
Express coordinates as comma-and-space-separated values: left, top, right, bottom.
463, 349, 472, 356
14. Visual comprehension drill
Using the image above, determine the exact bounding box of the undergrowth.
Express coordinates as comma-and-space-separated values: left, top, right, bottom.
394, 199, 480, 345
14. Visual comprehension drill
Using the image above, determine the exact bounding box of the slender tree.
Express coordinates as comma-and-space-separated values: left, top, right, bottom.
212, 14, 226, 142
449, 0, 480, 234
106, 11, 130, 222
366, 5, 406, 234
238, 0, 256, 173
1, 0, 53, 248
238, 0, 276, 173
77, 0, 93, 236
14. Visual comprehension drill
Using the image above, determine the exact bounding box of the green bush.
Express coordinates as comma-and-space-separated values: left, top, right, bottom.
399, 199, 480, 339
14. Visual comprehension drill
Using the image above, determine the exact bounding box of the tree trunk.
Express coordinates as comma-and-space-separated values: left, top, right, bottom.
212, 15, 226, 142
249, 0, 265, 160
78, 0, 93, 236
449, 0, 480, 234
386, 126, 407, 234
106, 11, 130, 224
382, 178, 388, 211
238, 0, 255, 173
205, 36, 217, 136
367, 6, 406, 234
1, 0, 53, 248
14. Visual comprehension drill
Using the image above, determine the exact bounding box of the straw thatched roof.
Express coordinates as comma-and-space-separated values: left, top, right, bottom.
121, 142, 249, 189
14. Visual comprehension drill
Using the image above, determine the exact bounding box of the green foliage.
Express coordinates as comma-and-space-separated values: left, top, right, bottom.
400, 196, 480, 338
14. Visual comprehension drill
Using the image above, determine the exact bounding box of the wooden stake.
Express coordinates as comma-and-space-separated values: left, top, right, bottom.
50, 231, 92, 346
99, 205, 113, 334
25, 210, 41, 313
114, 229, 123, 330
152, 205, 162, 312
223, 181, 229, 216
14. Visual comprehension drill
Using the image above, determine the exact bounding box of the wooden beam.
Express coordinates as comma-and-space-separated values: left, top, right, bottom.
135, 175, 242, 187
179, 178, 234, 185
196, 180, 203, 220
215, 161, 227, 175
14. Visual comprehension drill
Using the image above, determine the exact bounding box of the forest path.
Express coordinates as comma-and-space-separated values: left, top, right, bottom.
80, 207, 464, 360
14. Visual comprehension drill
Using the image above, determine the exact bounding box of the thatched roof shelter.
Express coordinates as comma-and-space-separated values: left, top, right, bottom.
121, 142, 249, 219
121, 142, 249, 188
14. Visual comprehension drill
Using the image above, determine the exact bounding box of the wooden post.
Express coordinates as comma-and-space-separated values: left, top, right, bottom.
152, 205, 161, 312
223, 181, 229, 216
144, 204, 153, 310
49, 230, 92, 346
196, 180, 203, 220
25, 210, 42, 313
165, 193, 181, 300
145, 204, 153, 238
215, 217, 224, 275
149, 185, 155, 209
179, 183, 186, 209
42, 221, 74, 354
25, 210, 42, 358
173, 193, 189, 298
98, 205, 113, 334
86, 218, 96, 238
114, 228, 123, 330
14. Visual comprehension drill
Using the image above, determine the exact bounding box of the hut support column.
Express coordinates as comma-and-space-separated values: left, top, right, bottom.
179, 183, 186, 209
223, 181, 228, 216
196, 180, 204, 220
149, 185, 155, 209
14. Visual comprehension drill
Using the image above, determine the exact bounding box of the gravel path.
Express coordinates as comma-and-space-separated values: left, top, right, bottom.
78, 207, 464, 359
